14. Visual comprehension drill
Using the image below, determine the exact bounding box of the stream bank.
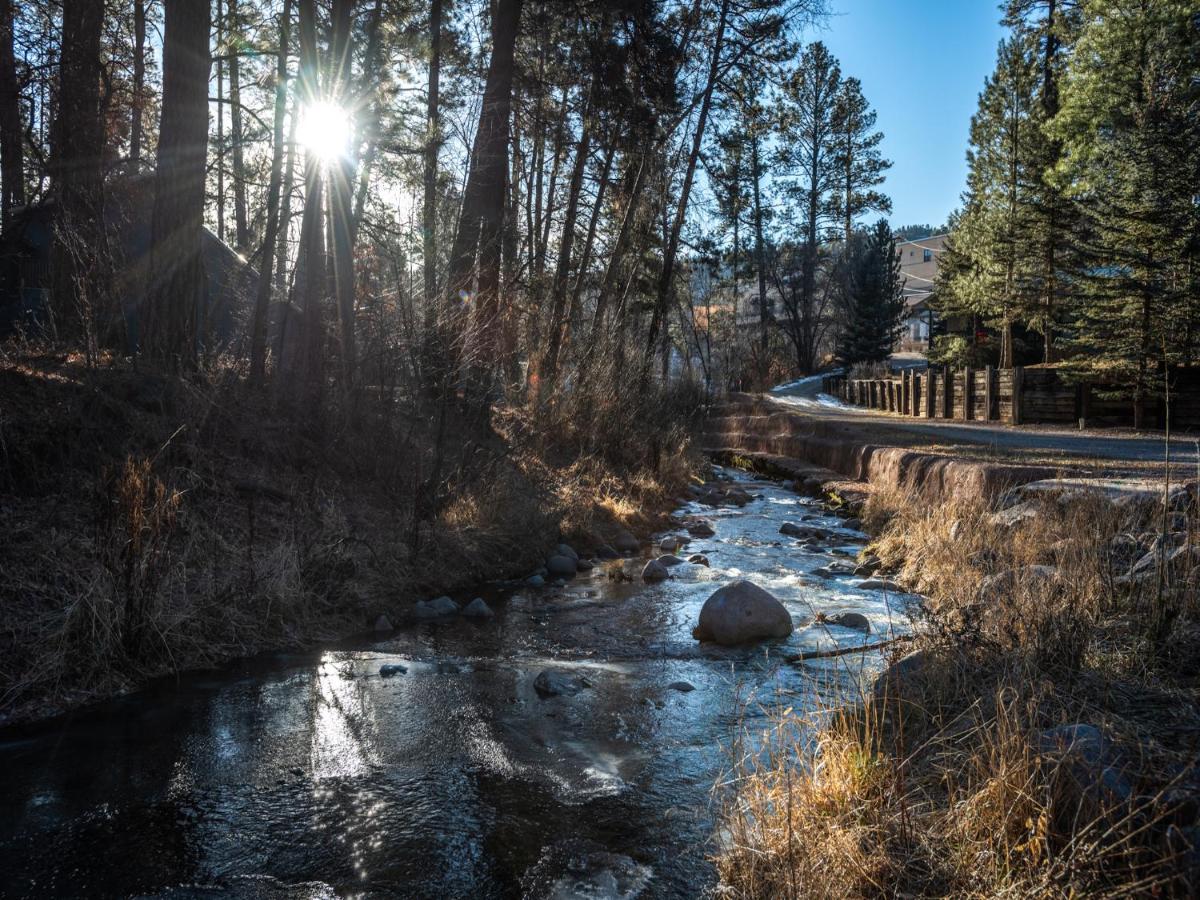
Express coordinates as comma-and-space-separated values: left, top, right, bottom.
0, 467, 919, 898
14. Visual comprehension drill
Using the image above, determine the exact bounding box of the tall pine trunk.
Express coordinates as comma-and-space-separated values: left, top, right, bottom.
290, 0, 327, 397
50, 0, 105, 344
130, 0, 145, 165
250, 0, 292, 384
751, 130, 768, 362
145, 0, 211, 366
0, 0, 23, 224
540, 101, 592, 389
422, 0, 442, 312
443, 0, 522, 389
228, 0, 249, 251
328, 0, 357, 388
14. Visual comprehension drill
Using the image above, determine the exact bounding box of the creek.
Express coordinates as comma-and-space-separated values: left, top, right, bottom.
0, 467, 918, 899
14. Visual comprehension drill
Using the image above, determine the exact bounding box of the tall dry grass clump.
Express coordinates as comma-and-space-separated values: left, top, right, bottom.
716, 480, 1200, 898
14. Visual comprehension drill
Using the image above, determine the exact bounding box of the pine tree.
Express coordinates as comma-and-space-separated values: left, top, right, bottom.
830, 76, 890, 244
837, 218, 905, 365
776, 40, 842, 372
935, 32, 1040, 368
1051, 0, 1200, 426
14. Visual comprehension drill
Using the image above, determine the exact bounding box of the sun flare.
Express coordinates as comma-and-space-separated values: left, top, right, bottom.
296, 100, 352, 162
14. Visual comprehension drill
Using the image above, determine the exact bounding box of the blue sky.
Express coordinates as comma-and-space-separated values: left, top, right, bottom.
816, 0, 1006, 231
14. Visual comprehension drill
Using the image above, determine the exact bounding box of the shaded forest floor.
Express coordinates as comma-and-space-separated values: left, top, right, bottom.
0, 347, 700, 725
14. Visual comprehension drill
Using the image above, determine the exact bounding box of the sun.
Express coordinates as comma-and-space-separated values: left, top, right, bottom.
296, 100, 353, 162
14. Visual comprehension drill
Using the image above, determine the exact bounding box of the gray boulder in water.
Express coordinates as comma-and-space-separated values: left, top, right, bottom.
462, 598, 494, 618
415, 595, 459, 617
693, 580, 793, 645
641, 559, 670, 582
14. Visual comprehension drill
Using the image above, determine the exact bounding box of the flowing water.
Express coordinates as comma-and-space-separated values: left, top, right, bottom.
0, 468, 917, 899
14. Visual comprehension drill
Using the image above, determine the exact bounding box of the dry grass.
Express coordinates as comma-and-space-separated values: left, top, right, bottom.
0, 346, 701, 723
716, 481, 1200, 898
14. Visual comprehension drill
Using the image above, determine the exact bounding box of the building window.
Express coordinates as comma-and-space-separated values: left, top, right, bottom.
923, 249, 932, 262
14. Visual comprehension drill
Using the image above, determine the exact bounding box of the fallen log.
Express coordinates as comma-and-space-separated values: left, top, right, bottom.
785, 635, 911, 664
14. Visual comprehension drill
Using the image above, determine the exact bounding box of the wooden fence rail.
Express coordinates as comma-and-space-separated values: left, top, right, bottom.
822, 366, 1200, 430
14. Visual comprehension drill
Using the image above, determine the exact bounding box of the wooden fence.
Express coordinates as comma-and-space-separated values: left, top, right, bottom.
824, 366, 1200, 430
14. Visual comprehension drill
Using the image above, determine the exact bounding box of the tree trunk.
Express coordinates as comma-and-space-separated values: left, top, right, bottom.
329, 0, 357, 388
215, 7, 226, 244
129, 0, 145, 165
290, 0, 327, 395
275, 94, 299, 294
751, 130, 768, 359
145, 0, 211, 366
423, 0, 442, 311
540, 107, 591, 389
50, 0, 105, 342
443, 0, 522, 386
250, 0, 292, 385
228, 0, 249, 251
0, 0, 23, 224
587, 151, 647, 350
568, 137, 615, 332
643, 0, 731, 378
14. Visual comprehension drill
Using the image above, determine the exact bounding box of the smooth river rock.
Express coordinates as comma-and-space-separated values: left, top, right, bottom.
826, 612, 871, 632
462, 598, 494, 618
692, 580, 793, 646
415, 596, 459, 617
642, 559, 670, 582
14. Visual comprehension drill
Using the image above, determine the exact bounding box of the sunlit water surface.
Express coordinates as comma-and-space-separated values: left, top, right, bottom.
0, 469, 917, 899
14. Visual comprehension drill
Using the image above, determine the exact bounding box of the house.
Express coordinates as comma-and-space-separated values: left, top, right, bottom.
894, 232, 948, 352
0, 176, 257, 349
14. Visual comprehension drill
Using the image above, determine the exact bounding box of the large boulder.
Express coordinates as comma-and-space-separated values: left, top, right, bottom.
555, 543, 579, 562
373, 614, 394, 632
656, 554, 685, 567
693, 580, 793, 646
546, 554, 578, 577
687, 520, 716, 538
642, 559, 670, 582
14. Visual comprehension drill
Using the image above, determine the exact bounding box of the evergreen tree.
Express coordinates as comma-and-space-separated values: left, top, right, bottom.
830, 76, 890, 244
935, 32, 1040, 368
836, 218, 905, 365
1051, 0, 1200, 426
776, 40, 841, 372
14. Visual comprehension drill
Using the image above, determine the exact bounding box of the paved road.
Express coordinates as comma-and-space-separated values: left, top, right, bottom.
766, 375, 1200, 467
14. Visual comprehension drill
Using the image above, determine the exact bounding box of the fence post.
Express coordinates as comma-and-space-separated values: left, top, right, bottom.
925, 369, 936, 417
1011, 366, 1024, 425
963, 367, 973, 420
984, 365, 996, 421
